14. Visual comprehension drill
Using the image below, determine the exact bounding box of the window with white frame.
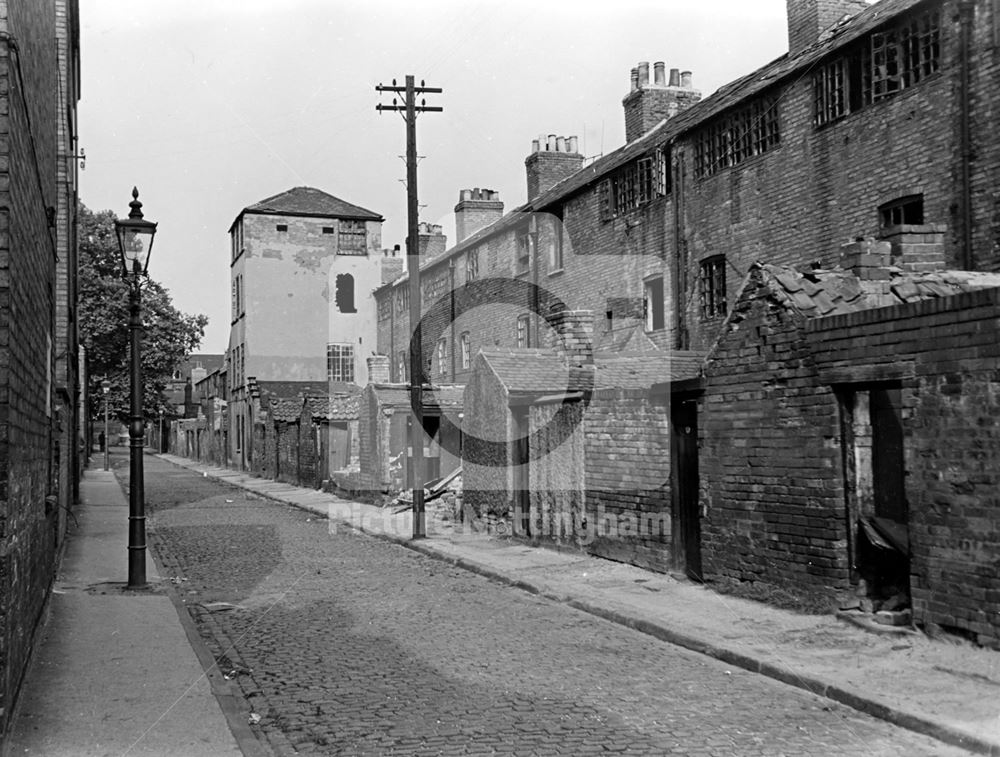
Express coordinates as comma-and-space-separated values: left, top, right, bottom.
397, 350, 407, 382
516, 314, 531, 347
466, 249, 479, 281
643, 277, 665, 331
548, 218, 564, 271
327, 343, 355, 383
436, 338, 448, 378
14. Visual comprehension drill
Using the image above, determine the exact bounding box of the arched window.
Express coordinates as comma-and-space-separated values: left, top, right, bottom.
335, 273, 356, 313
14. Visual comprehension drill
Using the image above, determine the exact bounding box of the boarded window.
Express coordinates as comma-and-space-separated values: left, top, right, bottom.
335, 273, 357, 313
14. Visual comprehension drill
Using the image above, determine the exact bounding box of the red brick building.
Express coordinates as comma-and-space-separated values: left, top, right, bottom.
380, 0, 1000, 633
0, 0, 81, 732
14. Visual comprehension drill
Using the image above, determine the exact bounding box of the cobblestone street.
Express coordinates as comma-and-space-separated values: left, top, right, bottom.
126, 454, 970, 756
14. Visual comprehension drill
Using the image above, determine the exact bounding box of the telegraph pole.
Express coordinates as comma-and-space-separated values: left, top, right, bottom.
376, 75, 442, 538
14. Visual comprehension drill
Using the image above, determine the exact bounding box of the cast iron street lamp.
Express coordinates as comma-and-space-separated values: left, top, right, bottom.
102, 377, 111, 471
114, 187, 157, 589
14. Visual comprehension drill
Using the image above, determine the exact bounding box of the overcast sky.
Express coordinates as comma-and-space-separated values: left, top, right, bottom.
79, 1, 791, 354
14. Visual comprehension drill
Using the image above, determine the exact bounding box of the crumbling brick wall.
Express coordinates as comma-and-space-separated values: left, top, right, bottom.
701, 270, 849, 601
810, 287, 1000, 646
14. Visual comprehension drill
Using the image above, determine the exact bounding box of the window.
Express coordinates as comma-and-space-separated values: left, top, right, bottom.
694, 96, 780, 178
644, 277, 665, 331
516, 314, 531, 347
879, 195, 924, 228
600, 148, 669, 221
516, 227, 532, 273
335, 273, 357, 313
395, 286, 409, 315
322, 226, 334, 234
231, 221, 244, 263
338, 219, 367, 255
397, 350, 408, 382
460, 332, 471, 370
276, 224, 288, 232
549, 219, 564, 271
699, 256, 727, 318
466, 249, 479, 281
814, 8, 940, 126
327, 343, 355, 383
436, 338, 448, 378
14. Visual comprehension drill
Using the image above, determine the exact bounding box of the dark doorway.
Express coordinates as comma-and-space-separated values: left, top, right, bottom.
671, 396, 702, 581
512, 407, 531, 537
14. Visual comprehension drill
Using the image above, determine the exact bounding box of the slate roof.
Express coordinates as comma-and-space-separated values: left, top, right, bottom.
370, 384, 465, 411
480, 348, 705, 394
759, 263, 1000, 317
234, 187, 382, 229
531, 0, 925, 212
254, 380, 355, 401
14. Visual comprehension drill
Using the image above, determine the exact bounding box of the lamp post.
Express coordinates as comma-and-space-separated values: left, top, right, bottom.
102, 378, 111, 471
114, 187, 157, 589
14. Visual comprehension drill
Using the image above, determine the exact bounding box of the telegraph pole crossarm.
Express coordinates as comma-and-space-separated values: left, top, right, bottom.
375, 74, 442, 539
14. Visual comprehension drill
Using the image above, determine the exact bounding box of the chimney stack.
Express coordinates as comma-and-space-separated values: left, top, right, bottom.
787, 0, 871, 55
367, 355, 391, 384
454, 188, 504, 243
547, 309, 595, 366
525, 134, 584, 200
623, 60, 701, 143
418, 222, 447, 260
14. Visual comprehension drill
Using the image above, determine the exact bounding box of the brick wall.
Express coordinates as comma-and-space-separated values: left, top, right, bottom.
0, 0, 63, 733
297, 403, 319, 489
581, 389, 674, 572
462, 355, 513, 521
701, 268, 849, 601
809, 287, 1000, 645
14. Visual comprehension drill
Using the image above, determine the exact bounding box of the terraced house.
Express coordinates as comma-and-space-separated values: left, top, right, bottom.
373, 0, 1000, 643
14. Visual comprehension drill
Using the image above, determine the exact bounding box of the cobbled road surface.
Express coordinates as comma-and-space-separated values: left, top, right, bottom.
120, 453, 971, 756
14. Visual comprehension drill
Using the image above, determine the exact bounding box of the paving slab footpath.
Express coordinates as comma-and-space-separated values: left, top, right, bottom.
160, 454, 1000, 757
4, 467, 248, 757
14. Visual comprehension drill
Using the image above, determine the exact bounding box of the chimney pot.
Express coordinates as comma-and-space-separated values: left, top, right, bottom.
530, 138, 539, 153
568, 135, 579, 154
668, 68, 680, 87
556, 135, 566, 152
653, 62, 666, 86
637, 61, 650, 86
630, 67, 639, 92
546, 134, 557, 151
681, 71, 693, 88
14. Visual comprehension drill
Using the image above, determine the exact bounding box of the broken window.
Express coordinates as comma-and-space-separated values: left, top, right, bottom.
644, 276, 665, 331
814, 8, 940, 126
695, 96, 780, 178
602, 148, 670, 220
335, 273, 357, 313
879, 194, 924, 228
699, 256, 726, 318
327, 343, 355, 383
338, 219, 367, 255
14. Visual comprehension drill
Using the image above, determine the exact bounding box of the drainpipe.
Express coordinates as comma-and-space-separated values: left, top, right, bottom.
671, 141, 688, 349
449, 257, 456, 380
531, 215, 541, 347
958, 0, 975, 270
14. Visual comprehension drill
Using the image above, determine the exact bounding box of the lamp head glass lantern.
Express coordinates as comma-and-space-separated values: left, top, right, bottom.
101, 378, 111, 395
114, 187, 157, 279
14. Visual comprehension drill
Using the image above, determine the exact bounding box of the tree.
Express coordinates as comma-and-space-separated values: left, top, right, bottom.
79, 201, 209, 425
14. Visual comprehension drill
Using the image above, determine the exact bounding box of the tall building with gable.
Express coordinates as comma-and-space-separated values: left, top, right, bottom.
227, 187, 383, 470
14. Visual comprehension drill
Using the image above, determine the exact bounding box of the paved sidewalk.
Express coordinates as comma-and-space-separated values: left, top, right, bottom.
4, 466, 246, 757
160, 454, 1000, 756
